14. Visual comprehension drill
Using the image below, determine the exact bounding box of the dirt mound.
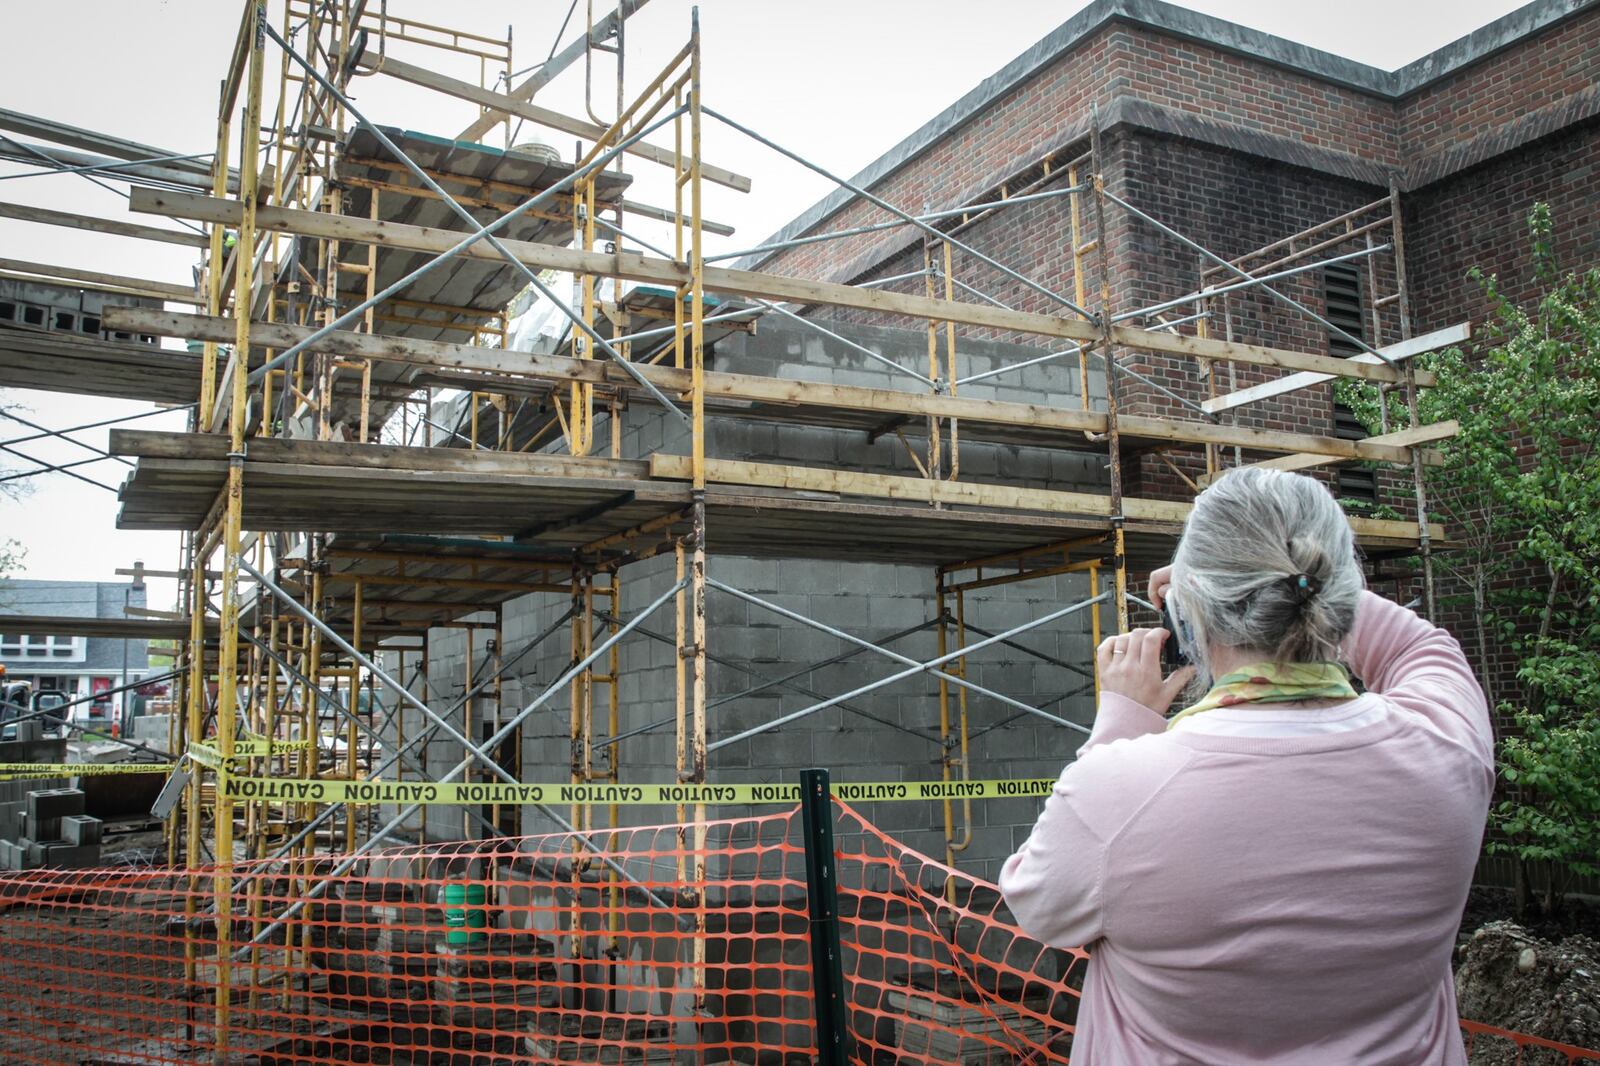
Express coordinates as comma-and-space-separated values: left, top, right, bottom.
1454, 920, 1600, 1064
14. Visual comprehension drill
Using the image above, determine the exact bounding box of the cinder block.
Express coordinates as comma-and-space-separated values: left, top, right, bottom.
27, 788, 85, 821
4, 839, 32, 870
24, 813, 63, 842
42, 843, 99, 869
62, 815, 102, 846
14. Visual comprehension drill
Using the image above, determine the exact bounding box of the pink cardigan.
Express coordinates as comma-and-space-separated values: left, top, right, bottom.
1000, 591, 1494, 1064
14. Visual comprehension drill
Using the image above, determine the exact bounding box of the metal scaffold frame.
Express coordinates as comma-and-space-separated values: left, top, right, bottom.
0, 1, 1465, 1055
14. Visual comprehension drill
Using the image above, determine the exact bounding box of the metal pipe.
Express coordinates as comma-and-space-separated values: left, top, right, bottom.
607, 305, 764, 347
0, 410, 133, 467
0, 443, 117, 492
1144, 309, 1211, 332
945, 275, 1012, 310
710, 616, 942, 707
1113, 244, 1390, 323
230, 577, 688, 958
241, 559, 495, 776
0, 403, 190, 450
967, 678, 1097, 742
706, 184, 1088, 265
590, 211, 673, 258
708, 581, 1086, 731
0, 135, 208, 233
752, 298, 935, 386
588, 613, 938, 749
855, 268, 933, 290
247, 54, 683, 386
0, 148, 215, 182
955, 618, 1098, 682
1103, 189, 1393, 364
956, 343, 1082, 387
707, 579, 1103, 747
233, 607, 576, 876
705, 106, 1094, 318
265, 22, 692, 425
0, 453, 117, 486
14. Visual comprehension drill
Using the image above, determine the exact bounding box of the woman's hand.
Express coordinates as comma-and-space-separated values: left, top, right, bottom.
1097, 627, 1196, 714
1149, 565, 1174, 610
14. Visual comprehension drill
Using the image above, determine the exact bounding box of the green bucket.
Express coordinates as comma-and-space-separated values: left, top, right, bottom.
442, 881, 488, 944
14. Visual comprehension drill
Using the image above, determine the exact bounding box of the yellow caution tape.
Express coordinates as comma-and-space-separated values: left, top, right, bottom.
239, 733, 314, 755
186, 741, 232, 772
186, 737, 307, 770
219, 775, 1056, 806
0, 762, 178, 780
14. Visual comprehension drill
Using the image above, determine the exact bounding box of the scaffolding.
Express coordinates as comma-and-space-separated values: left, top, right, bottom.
0, 1, 1466, 1058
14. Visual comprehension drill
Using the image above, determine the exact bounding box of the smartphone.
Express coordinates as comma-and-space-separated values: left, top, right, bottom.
1161, 602, 1191, 671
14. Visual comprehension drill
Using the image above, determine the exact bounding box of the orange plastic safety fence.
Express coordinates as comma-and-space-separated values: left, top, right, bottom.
0, 810, 814, 1064
830, 802, 1087, 1064
0, 804, 1594, 1065
1460, 1020, 1600, 1065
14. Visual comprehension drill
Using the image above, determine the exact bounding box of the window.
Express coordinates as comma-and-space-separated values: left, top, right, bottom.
1324, 262, 1376, 505
0, 633, 85, 662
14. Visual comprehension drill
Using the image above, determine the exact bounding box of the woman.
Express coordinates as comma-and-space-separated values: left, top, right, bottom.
1000, 467, 1493, 1064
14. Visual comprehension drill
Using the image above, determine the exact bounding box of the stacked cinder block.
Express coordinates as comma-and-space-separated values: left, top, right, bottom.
0, 788, 103, 871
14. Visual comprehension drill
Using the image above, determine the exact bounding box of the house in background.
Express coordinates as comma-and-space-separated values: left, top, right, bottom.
0, 573, 150, 724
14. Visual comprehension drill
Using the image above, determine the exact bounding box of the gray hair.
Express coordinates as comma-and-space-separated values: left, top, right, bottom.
1167, 467, 1363, 684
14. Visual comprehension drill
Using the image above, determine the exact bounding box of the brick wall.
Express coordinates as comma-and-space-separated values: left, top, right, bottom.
1399, 13, 1600, 156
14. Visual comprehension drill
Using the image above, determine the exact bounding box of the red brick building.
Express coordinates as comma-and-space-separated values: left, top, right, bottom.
743, 0, 1600, 720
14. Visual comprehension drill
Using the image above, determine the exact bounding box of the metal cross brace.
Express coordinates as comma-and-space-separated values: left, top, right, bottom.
706, 105, 1095, 320
264, 21, 690, 425
220, 606, 576, 892
587, 612, 943, 750
230, 575, 689, 958
751, 298, 935, 387
1103, 189, 1394, 365
706, 578, 1103, 749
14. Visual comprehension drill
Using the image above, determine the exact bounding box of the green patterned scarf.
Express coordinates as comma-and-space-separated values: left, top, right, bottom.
1166, 660, 1358, 730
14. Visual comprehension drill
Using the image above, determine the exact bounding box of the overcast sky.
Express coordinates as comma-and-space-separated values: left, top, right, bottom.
0, 0, 1528, 611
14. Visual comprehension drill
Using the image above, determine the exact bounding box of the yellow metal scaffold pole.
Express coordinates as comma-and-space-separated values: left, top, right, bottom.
210, 2, 266, 1058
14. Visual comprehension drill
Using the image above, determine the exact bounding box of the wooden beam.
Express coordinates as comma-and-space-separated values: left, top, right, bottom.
1196, 421, 1458, 487
1201, 323, 1468, 414
456, 0, 650, 142
105, 308, 1449, 466
357, 53, 752, 193
0, 257, 198, 303
111, 427, 656, 484
0, 200, 207, 248
0, 108, 216, 182
649, 454, 1445, 543
128, 189, 1429, 388
339, 154, 736, 236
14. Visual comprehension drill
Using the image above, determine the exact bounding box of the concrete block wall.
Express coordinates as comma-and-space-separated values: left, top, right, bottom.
393, 314, 1111, 882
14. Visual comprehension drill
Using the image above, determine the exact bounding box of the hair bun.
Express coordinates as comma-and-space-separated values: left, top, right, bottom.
1286, 573, 1318, 603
